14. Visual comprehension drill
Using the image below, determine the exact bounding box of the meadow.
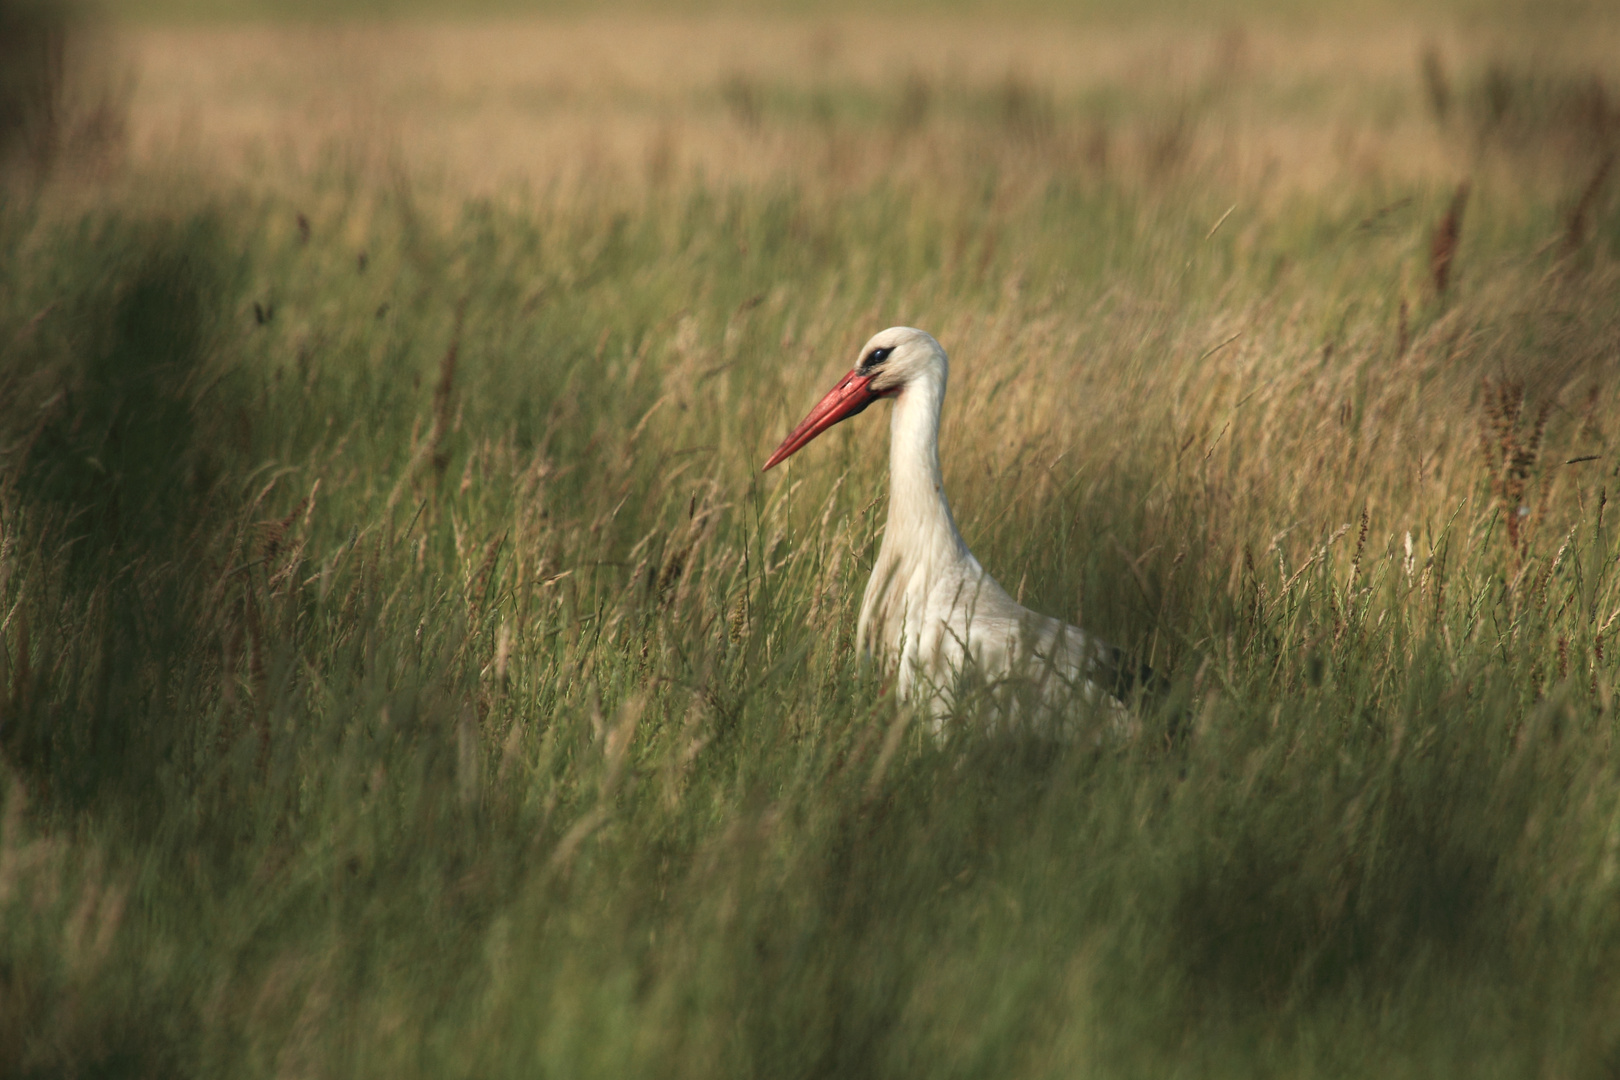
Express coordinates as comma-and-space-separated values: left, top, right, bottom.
2, 2, 1620, 1075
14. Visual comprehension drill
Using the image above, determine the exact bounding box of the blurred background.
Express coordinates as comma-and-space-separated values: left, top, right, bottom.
9, 0, 1618, 200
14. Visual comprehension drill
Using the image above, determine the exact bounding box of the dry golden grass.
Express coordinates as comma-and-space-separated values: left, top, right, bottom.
117, 14, 1620, 199
3, 5, 1620, 1076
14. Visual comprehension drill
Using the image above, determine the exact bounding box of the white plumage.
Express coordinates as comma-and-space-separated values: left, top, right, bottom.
765, 327, 1137, 732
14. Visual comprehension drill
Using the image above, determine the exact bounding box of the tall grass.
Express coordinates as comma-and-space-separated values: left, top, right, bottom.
3, 7, 1620, 1076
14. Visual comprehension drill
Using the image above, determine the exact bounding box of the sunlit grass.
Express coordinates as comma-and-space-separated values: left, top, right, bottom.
2, 3, 1620, 1076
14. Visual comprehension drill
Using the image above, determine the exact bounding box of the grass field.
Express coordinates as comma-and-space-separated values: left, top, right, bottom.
3, 2, 1620, 1076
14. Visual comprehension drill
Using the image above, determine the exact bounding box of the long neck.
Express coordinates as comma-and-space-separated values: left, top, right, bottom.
883, 367, 969, 568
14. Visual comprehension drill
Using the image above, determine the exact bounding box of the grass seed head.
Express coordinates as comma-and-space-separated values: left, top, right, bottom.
1430, 179, 1471, 298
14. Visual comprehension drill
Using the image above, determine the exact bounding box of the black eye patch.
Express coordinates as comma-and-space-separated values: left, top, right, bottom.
864, 347, 893, 368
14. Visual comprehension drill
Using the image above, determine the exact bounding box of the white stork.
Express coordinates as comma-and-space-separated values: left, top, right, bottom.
764, 326, 1147, 732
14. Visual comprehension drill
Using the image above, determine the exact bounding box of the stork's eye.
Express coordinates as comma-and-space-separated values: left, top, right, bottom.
865, 347, 893, 368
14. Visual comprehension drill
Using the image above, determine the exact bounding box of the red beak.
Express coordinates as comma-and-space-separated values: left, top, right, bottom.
762, 370, 882, 472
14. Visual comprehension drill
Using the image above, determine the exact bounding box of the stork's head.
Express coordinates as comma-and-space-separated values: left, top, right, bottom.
762, 327, 946, 471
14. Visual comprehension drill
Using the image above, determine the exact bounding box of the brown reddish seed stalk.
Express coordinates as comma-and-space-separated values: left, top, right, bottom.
1430, 179, 1471, 298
